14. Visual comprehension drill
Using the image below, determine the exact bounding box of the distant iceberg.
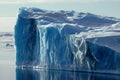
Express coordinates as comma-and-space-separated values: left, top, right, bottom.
15, 7, 120, 73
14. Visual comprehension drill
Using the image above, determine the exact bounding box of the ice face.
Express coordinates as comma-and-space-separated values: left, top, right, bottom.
15, 19, 88, 70
15, 7, 120, 73
15, 17, 40, 66
33, 23, 89, 70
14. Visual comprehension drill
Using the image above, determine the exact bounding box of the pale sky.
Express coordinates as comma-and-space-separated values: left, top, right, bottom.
0, 0, 120, 32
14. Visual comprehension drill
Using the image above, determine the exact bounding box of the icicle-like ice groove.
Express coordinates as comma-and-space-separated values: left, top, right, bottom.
69, 35, 87, 64
37, 26, 47, 66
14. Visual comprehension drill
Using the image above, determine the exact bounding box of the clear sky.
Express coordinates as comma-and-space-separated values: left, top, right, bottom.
0, 0, 120, 32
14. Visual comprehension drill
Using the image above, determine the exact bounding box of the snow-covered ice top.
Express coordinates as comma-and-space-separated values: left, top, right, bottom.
19, 7, 119, 27
18, 7, 120, 39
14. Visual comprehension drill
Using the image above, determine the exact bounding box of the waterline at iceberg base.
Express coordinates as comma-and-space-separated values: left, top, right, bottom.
15, 7, 120, 74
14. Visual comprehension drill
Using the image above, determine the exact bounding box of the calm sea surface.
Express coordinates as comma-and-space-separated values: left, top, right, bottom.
0, 64, 120, 80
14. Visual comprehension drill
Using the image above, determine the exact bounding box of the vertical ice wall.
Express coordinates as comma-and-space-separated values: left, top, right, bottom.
35, 23, 89, 70
15, 12, 86, 69
15, 15, 89, 70
15, 17, 40, 67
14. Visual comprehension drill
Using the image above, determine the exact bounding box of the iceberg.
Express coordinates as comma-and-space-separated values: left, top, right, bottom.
15, 7, 120, 73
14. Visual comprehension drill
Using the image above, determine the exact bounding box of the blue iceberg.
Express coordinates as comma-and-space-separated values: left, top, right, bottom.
15, 7, 120, 73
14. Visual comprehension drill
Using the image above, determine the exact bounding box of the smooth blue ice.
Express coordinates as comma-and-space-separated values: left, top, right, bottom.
15, 7, 120, 73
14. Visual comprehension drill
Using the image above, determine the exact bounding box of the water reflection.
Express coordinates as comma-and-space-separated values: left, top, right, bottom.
16, 68, 120, 80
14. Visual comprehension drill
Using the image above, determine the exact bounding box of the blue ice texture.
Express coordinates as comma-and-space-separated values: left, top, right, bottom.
15, 7, 120, 73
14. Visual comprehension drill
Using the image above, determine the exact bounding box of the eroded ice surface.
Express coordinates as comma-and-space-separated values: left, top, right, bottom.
15, 7, 120, 73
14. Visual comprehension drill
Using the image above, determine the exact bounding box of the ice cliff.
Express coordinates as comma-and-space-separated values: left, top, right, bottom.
15, 7, 120, 73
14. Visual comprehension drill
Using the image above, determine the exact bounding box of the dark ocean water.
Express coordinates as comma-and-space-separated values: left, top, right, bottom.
0, 64, 120, 80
